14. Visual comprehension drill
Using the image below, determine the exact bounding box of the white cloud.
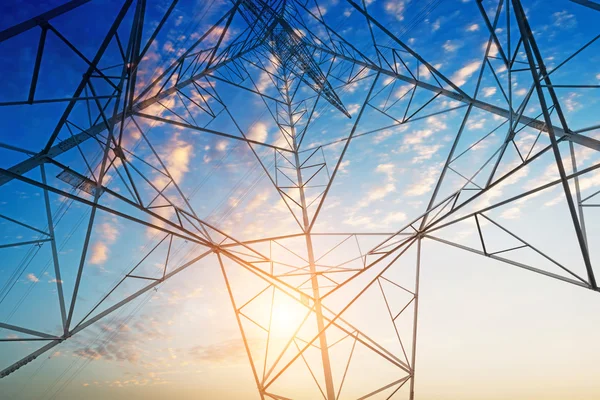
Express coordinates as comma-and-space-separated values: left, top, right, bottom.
482, 87, 497, 98
394, 84, 414, 99
467, 118, 486, 131
99, 222, 118, 243
544, 194, 563, 207
514, 88, 528, 96
347, 103, 360, 115
255, 55, 279, 93
26, 273, 39, 283
358, 183, 396, 207
552, 11, 576, 29
412, 144, 442, 163
153, 134, 194, 188
403, 129, 434, 145
466, 24, 479, 32
451, 61, 481, 86
356, 164, 398, 208
215, 140, 228, 152
486, 42, 499, 58
247, 122, 268, 143
405, 165, 439, 196
385, 1, 407, 21
89, 221, 120, 267
339, 160, 350, 173
427, 115, 447, 131
90, 242, 109, 265
500, 207, 521, 220
386, 211, 407, 223
310, 4, 327, 16
418, 63, 442, 80
564, 92, 581, 112
443, 40, 461, 53
376, 163, 396, 181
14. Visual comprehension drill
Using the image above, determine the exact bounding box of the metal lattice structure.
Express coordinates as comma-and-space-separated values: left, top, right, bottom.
1, 0, 599, 398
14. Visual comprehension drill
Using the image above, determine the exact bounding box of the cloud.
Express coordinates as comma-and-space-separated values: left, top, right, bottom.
310, 4, 327, 16
89, 242, 109, 265
394, 84, 414, 99
467, 118, 486, 131
165, 287, 203, 305
500, 207, 521, 220
552, 11, 576, 29
339, 160, 350, 173
482, 87, 497, 98
376, 163, 396, 181
564, 92, 581, 112
402, 129, 432, 146
385, 1, 408, 21
26, 273, 39, 283
190, 338, 260, 363
405, 165, 440, 197
451, 61, 481, 86
514, 88, 528, 96
466, 24, 479, 32
247, 122, 268, 143
205, 26, 234, 47
99, 222, 118, 242
353, 164, 399, 210
89, 221, 120, 266
418, 63, 442, 80
475, 165, 530, 210
443, 40, 461, 53
386, 211, 407, 223
215, 140, 228, 152
255, 55, 279, 93
544, 194, 563, 207
399, 116, 446, 162
154, 134, 194, 189
486, 42, 499, 58
245, 190, 271, 212
74, 315, 169, 365
411, 144, 443, 163
347, 103, 360, 115
358, 183, 396, 208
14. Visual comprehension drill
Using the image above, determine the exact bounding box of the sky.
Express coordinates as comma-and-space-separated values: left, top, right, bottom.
1, 0, 600, 399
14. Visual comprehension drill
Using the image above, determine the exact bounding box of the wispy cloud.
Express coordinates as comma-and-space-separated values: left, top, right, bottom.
189, 338, 260, 364
552, 10, 576, 29
443, 40, 461, 53
404, 164, 440, 197
482, 87, 497, 98
451, 61, 481, 87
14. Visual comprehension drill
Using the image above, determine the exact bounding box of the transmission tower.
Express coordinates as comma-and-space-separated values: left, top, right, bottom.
0, 0, 599, 398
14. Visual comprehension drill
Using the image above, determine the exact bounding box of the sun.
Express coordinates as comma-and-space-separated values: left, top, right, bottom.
268, 296, 310, 339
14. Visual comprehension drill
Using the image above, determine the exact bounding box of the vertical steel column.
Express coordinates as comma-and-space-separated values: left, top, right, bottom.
409, 238, 422, 400
284, 72, 336, 400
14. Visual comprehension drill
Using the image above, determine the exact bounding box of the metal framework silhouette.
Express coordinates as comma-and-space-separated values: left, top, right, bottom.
0, 0, 599, 398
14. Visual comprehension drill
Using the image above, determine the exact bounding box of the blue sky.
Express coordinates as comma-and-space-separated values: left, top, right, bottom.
1, 0, 600, 399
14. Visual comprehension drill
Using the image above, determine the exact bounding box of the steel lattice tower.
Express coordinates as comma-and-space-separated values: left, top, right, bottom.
1, 0, 599, 398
